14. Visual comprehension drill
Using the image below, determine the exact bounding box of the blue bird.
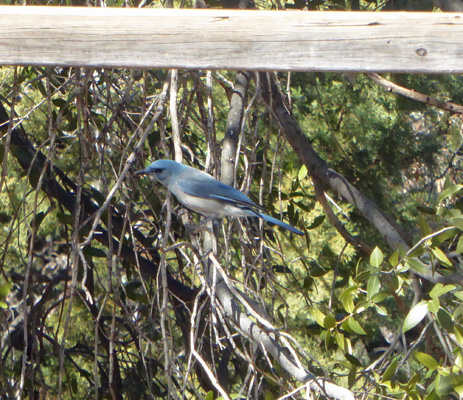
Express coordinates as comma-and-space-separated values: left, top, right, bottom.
136, 159, 303, 236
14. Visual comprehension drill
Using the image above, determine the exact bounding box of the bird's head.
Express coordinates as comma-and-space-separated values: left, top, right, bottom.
135, 159, 183, 187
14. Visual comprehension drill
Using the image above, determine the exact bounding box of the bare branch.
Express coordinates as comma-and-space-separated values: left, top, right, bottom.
366, 72, 463, 114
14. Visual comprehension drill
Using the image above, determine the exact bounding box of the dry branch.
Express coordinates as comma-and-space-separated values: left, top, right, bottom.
366, 73, 463, 114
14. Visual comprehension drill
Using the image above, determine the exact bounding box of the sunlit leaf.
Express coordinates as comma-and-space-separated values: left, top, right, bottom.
370, 247, 384, 268
427, 298, 440, 314
429, 283, 455, 299
430, 247, 452, 268
347, 317, 366, 335
341, 294, 355, 314
297, 164, 308, 181
455, 326, 463, 346
354, 301, 369, 314
414, 352, 438, 370
313, 309, 326, 328
374, 304, 388, 316
403, 301, 428, 333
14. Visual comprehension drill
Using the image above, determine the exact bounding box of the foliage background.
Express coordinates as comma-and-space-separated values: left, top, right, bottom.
1, 0, 463, 399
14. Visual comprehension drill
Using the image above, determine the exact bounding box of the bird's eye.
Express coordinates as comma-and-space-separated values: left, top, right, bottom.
153, 168, 164, 174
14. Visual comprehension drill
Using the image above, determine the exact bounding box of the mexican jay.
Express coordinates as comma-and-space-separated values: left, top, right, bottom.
136, 159, 303, 236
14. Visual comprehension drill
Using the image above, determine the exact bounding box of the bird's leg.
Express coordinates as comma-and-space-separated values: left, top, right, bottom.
185, 215, 217, 236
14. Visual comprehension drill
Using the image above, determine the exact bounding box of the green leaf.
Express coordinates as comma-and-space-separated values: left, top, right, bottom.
455, 325, 463, 345
340, 285, 359, 299
83, 247, 107, 258
430, 247, 452, 268
347, 317, 366, 335
0, 282, 12, 300
297, 164, 308, 181
414, 352, 438, 370
427, 298, 440, 314
374, 304, 388, 316
0, 301, 7, 309
403, 301, 428, 333
437, 309, 454, 333
307, 215, 325, 230
308, 263, 328, 277
367, 272, 381, 300
341, 294, 355, 314
264, 391, 275, 400
382, 359, 398, 381
457, 237, 463, 254
205, 391, 214, 400
416, 205, 437, 215
452, 217, 463, 231
303, 276, 314, 289
353, 301, 369, 314
335, 331, 347, 351
438, 184, 463, 203
324, 329, 334, 351
0, 212, 11, 224
370, 247, 384, 268
405, 258, 430, 275
32, 211, 46, 230
371, 291, 388, 304
389, 251, 399, 267
432, 228, 459, 246
323, 315, 337, 329
313, 309, 326, 328
345, 353, 362, 367
435, 373, 453, 396
418, 216, 432, 236
429, 283, 455, 299
57, 212, 74, 226
407, 245, 426, 258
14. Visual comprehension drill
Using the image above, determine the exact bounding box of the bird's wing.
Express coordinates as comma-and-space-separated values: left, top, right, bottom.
176, 172, 263, 212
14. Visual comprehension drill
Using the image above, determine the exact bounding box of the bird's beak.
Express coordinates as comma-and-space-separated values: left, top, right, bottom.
135, 168, 148, 176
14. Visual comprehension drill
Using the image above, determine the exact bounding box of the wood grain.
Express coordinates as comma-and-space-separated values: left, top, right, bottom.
0, 7, 462, 73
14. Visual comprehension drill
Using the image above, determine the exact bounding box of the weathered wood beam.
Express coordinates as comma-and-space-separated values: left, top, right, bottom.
0, 7, 462, 73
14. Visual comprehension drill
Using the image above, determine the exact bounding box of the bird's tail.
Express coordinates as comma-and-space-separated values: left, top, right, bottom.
259, 212, 304, 236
